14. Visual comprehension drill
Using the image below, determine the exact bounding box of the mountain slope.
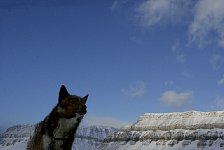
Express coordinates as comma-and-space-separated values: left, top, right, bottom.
0, 125, 117, 150
74, 126, 117, 150
102, 111, 224, 150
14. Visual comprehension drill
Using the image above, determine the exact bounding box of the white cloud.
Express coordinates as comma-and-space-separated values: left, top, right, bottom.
218, 75, 224, 85
137, 0, 170, 27
210, 54, 224, 69
111, 0, 129, 11
160, 90, 193, 107
171, 41, 186, 64
136, 0, 224, 48
112, 0, 119, 10
82, 115, 129, 128
189, 0, 224, 48
122, 81, 145, 97
136, 0, 194, 27
177, 54, 186, 64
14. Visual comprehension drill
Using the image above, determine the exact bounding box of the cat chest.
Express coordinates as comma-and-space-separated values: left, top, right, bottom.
54, 116, 81, 138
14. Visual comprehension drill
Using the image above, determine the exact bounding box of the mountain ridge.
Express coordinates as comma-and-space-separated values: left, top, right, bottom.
102, 111, 224, 150
132, 111, 224, 130
0, 124, 117, 150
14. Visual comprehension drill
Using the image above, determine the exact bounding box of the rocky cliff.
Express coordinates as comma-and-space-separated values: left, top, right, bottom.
101, 111, 224, 150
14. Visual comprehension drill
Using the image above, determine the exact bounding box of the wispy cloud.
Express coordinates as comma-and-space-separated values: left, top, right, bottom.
218, 74, 224, 86
210, 54, 224, 70
137, 0, 171, 27
135, 0, 224, 48
171, 41, 186, 64
189, 0, 224, 48
211, 97, 224, 111
82, 115, 129, 128
122, 81, 145, 97
136, 0, 194, 28
111, 0, 129, 11
160, 90, 193, 107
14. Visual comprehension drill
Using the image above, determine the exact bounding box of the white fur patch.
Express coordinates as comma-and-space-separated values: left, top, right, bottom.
54, 114, 83, 138
42, 134, 51, 150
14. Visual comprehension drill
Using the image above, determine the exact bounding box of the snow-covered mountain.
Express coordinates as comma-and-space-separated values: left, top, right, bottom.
101, 111, 224, 150
74, 126, 117, 150
0, 125, 33, 147
133, 111, 224, 130
0, 124, 117, 150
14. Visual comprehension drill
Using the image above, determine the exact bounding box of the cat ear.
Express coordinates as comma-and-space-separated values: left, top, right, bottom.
82, 94, 88, 104
58, 85, 70, 103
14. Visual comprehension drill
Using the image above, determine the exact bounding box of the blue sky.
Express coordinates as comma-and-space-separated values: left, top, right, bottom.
1, 0, 224, 132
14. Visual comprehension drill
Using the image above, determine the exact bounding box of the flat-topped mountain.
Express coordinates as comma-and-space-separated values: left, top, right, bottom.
133, 111, 224, 130
102, 111, 224, 150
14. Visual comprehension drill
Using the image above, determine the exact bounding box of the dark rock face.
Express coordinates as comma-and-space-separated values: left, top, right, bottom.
104, 128, 224, 143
